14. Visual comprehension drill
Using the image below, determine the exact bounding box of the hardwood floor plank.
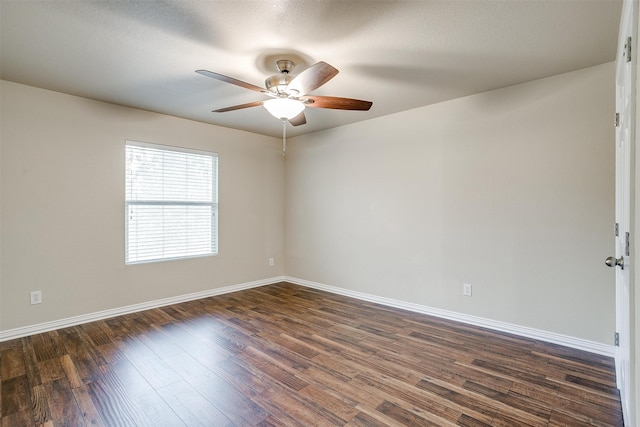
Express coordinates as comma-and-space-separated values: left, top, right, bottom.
132, 390, 186, 427
155, 380, 234, 427
416, 378, 499, 420
0, 346, 26, 381
546, 354, 617, 383
456, 413, 493, 427
0, 282, 624, 426
210, 357, 272, 398
136, 329, 185, 360
533, 342, 614, 370
1, 408, 35, 427
564, 373, 619, 395
108, 359, 156, 398
357, 402, 450, 427
57, 328, 103, 385
556, 383, 622, 414
154, 322, 230, 366
2, 375, 32, 417
548, 410, 595, 427
238, 346, 309, 392
163, 352, 268, 426
471, 358, 560, 393
346, 410, 395, 427
21, 337, 43, 389
95, 341, 127, 365
552, 392, 624, 426
102, 318, 136, 340
259, 332, 321, 360
297, 383, 360, 422
44, 378, 85, 427
71, 384, 106, 427
125, 355, 181, 390
80, 322, 114, 348
30, 384, 51, 425
350, 372, 465, 424
302, 365, 384, 409
259, 385, 347, 427
248, 335, 313, 372
37, 358, 65, 385
490, 408, 549, 427
106, 356, 206, 425
30, 332, 66, 364
376, 399, 442, 426
86, 367, 149, 427
59, 355, 82, 389
117, 336, 158, 363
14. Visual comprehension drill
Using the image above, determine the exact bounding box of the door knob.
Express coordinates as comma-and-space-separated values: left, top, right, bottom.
605, 256, 624, 269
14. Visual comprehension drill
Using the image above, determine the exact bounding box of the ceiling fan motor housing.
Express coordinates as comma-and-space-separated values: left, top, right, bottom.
265, 74, 294, 94
265, 59, 297, 94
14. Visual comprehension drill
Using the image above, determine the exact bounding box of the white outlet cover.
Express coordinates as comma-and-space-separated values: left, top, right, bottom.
463, 284, 472, 297
30, 290, 42, 304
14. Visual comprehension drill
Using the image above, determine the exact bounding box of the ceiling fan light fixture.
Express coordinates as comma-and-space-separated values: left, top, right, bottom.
263, 98, 305, 120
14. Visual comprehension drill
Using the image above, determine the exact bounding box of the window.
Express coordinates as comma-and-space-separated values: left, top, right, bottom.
125, 141, 218, 264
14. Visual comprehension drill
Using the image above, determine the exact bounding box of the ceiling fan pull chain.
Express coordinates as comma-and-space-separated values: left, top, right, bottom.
282, 119, 287, 156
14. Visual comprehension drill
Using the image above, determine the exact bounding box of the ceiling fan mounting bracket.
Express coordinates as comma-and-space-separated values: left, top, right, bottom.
276, 59, 295, 74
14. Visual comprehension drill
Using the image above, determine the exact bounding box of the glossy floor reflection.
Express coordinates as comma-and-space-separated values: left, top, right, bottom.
0, 282, 624, 426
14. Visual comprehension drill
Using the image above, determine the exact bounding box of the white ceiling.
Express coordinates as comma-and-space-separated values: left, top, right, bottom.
0, 0, 622, 138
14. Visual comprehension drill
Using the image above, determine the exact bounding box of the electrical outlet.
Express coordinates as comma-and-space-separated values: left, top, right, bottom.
30, 290, 42, 305
463, 283, 472, 297
269, 258, 275, 267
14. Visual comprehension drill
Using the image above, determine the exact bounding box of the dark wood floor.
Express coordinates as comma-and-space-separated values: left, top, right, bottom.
0, 282, 623, 426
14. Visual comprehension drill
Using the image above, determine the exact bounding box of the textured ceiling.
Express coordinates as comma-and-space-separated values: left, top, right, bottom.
0, 0, 622, 138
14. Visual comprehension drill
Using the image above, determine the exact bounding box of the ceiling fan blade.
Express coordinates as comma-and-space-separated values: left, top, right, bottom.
288, 111, 307, 126
196, 69, 269, 94
286, 61, 339, 96
213, 101, 263, 112
303, 96, 372, 111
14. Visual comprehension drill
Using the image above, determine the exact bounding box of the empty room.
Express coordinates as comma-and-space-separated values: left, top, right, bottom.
1, 0, 638, 426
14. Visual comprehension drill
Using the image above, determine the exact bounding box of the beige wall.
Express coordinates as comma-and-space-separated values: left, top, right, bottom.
0, 62, 616, 346
285, 62, 615, 344
0, 81, 285, 331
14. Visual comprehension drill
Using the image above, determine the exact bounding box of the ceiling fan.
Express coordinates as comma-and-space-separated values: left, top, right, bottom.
196, 60, 373, 126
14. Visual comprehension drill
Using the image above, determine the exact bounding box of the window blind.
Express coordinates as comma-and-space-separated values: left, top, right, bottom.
125, 141, 218, 264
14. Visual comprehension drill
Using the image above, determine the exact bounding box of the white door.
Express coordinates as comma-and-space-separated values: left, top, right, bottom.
611, 1, 635, 424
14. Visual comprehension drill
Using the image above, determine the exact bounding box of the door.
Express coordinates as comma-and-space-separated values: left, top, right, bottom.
611, 1, 635, 424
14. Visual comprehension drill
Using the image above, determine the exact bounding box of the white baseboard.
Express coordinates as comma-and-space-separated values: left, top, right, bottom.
0, 276, 287, 342
0, 275, 616, 359
285, 276, 616, 358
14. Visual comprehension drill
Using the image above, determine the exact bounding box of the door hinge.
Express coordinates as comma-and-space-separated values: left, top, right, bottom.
615, 112, 620, 127
615, 222, 619, 237
625, 36, 632, 62
615, 332, 620, 346
626, 232, 630, 256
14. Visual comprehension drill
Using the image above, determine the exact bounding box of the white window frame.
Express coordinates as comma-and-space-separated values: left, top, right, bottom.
125, 140, 218, 264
